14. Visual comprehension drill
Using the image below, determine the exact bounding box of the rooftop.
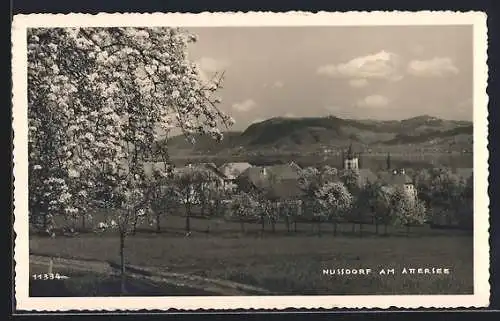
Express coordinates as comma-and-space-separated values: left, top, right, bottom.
237, 164, 304, 200
378, 171, 413, 185
218, 162, 252, 180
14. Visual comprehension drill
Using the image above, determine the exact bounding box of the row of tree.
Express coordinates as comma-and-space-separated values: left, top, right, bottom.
120, 164, 473, 237
229, 167, 426, 237
30, 160, 473, 237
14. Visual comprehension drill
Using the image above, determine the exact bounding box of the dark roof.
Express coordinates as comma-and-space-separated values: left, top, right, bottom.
378, 171, 413, 185
267, 163, 301, 180
238, 166, 269, 188
265, 179, 305, 200
237, 165, 303, 200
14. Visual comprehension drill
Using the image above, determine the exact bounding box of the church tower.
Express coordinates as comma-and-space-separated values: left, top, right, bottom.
343, 143, 359, 171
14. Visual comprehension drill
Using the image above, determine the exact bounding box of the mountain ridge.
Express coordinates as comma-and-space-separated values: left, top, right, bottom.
165, 115, 473, 155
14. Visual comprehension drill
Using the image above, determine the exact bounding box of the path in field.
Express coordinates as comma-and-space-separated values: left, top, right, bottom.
30, 254, 272, 296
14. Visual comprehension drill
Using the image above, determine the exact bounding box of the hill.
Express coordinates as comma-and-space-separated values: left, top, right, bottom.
164, 115, 473, 155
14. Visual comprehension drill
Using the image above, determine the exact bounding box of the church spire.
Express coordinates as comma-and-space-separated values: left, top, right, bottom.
346, 142, 354, 159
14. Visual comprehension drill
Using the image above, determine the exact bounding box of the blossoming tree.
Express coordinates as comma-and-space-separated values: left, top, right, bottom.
28, 27, 233, 293
390, 187, 427, 236
230, 191, 259, 233
298, 166, 321, 219
339, 169, 360, 195
315, 181, 353, 236
174, 166, 208, 234
148, 166, 178, 233
354, 181, 390, 236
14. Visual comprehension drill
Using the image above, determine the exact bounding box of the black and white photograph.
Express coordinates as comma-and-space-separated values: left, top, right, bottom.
12, 12, 489, 310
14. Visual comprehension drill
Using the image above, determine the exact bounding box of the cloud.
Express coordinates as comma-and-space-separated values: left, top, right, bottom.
407, 57, 459, 77
273, 81, 284, 88
317, 50, 403, 81
348, 79, 369, 88
356, 95, 390, 108
195, 57, 230, 73
232, 99, 257, 112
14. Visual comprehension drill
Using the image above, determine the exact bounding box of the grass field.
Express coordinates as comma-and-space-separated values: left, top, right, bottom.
29, 215, 473, 296
29, 263, 217, 296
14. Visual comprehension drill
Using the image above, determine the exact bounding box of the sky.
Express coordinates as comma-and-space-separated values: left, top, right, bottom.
187, 26, 473, 131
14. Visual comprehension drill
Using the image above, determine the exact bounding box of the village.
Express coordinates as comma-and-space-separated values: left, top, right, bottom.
128, 143, 474, 234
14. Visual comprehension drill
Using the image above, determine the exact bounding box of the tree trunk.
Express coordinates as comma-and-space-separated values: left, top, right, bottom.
82, 214, 86, 230
271, 220, 276, 233
185, 204, 191, 233
156, 211, 161, 233
406, 224, 410, 237
240, 221, 245, 233
261, 214, 265, 232
43, 213, 48, 230
119, 231, 126, 295
285, 216, 290, 232
131, 215, 138, 236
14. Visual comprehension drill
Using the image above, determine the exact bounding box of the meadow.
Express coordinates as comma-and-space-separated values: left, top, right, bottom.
29, 215, 473, 296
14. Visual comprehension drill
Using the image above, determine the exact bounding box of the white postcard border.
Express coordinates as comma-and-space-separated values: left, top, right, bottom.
12, 11, 490, 311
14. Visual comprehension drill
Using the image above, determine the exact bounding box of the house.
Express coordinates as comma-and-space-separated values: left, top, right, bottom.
171, 163, 235, 205
142, 161, 224, 180
236, 163, 304, 208
267, 162, 302, 180
176, 163, 229, 188
338, 145, 415, 195
236, 164, 305, 220
378, 168, 417, 199
218, 162, 252, 181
